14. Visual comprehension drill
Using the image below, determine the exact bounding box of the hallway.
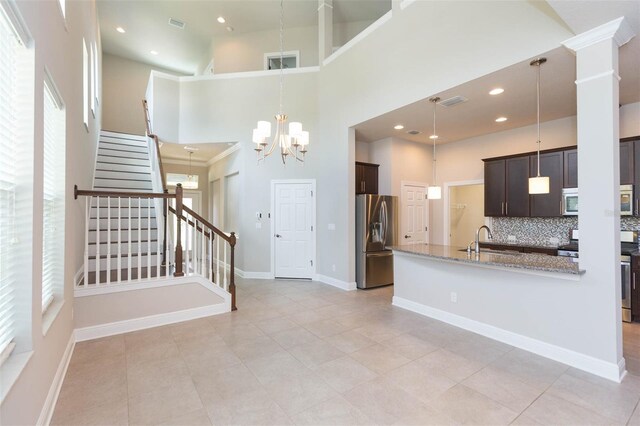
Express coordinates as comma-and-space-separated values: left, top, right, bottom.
52, 278, 640, 425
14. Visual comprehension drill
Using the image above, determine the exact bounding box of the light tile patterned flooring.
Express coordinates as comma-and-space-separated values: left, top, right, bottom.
52, 278, 640, 425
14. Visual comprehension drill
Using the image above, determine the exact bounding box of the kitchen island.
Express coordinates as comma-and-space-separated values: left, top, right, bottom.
388, 244, 623, 382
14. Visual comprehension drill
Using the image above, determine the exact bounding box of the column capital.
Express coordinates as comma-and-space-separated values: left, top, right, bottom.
562, 17, 635, 53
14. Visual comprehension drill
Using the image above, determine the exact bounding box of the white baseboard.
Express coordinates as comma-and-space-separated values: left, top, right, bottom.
37, 333, 75, 426
75, 301, 229, 342
236, 268, 274, 279
392, 296, 624, 383
315, 274, 357, 291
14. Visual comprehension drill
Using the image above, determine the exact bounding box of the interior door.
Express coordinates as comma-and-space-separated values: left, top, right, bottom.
274, 182, 314, 279
401, 184, 427, 244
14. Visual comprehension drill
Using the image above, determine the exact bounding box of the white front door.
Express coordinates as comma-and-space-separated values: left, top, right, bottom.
273, 182, 315, 279
401, 183, 428, 244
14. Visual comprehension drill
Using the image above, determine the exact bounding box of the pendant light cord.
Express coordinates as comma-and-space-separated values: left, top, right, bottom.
536, 61, 541, 177
279, 0, 284, 115
432, 101, 437, 185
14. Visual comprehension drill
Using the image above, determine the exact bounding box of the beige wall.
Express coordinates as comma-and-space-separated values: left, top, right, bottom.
163, 162, 209, 220
0, 1, 101, 424
449, 184, 485, 247
355, 141, 370, 162
102, 53, 183, 135
369, 137, 432, 196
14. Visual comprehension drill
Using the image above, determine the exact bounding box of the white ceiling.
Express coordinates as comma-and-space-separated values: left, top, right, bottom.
355, 1, 640, 146
97, 0, 391, 74
160, 141, 235, 163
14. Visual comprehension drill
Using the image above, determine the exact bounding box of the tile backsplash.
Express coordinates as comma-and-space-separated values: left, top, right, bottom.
490, 216, 640, 247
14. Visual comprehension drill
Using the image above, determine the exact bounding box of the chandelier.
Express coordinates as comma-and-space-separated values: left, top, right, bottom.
251, 0, 309, 165
183, 147, 198, 189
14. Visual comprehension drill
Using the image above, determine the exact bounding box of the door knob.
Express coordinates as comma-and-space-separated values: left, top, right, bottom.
275, 234, 282, 238
404, 235, 410, 239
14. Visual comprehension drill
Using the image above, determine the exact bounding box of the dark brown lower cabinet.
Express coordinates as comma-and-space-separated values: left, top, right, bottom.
479, 242, 557, 256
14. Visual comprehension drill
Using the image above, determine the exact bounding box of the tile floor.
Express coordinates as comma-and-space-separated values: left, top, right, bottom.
52, 278, 640, 425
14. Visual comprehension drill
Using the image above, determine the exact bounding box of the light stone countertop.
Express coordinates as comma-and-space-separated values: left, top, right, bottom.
389, 244, 584, 275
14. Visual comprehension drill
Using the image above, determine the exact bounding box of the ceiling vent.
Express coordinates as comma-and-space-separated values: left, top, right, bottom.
168, 18, 186, 29
438, 96, 468, 107
406, 130, 422, 135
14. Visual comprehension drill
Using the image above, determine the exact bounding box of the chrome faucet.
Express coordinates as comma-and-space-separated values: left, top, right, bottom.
475, 225, 493, 254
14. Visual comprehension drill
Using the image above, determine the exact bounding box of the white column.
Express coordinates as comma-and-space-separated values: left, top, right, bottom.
563, 17, 635, 380
318, 0, 333, 63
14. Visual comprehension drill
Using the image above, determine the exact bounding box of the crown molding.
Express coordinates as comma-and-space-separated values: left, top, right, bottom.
562, 17, 635, 53
162, 158, 208, 167
207, 143, 242, 166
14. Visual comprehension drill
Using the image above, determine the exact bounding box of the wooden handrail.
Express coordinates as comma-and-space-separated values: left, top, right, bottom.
142, 100, 167, 191
74, 186, 176, 200
168, 206, 215, 240
182, 205, 236, 245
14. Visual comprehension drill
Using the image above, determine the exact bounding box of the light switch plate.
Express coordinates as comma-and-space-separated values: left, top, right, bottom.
255, 222, 262, 229
328, 223, 336, 230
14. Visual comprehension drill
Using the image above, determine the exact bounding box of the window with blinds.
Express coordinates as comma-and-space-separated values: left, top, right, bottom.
0, 7, 21, 365
42, 78, 65, 313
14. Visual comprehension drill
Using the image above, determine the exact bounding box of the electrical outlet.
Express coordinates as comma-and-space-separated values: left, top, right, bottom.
328, 223, 336, 230
450, 292, 458, 303
507, 235, 516, 243
549, 237, 559, 244
332, 264, 336, 272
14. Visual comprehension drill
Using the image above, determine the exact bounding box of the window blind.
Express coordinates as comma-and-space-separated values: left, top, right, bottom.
42, 81, 65, 312
0, 8, 19, 362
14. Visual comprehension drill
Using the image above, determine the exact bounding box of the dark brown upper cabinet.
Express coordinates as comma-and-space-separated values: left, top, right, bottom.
631, 138, 640, 215
620, 141, 634, 185
529, 151, 563, 217
563, 148, 578, 188
355, 162, 379, 195
484, 159, 506, 216
483, 157, 529, 217
505, 157, 530, 217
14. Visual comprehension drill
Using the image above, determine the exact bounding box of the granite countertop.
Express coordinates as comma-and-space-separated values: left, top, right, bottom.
389, 244, 584, 275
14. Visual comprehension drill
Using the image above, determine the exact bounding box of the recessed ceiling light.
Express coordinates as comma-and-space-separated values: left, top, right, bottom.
150, 50, 158, 55
495, 116, 508, 122
217, 16, 226, 23
489, 88, 504, 96
226, 26, 234, 32
394, 124, 404, 130
116, 26, 125, 33
406, 130, 421, 135
429, 135, 438, 140
183, 146, 200, 151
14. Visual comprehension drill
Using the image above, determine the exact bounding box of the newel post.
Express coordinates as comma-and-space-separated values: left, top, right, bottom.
229, 232, 237, 311
174, 184, 184, 277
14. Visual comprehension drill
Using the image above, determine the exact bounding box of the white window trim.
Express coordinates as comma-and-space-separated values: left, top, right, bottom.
90, 42, 95, 117
263, 50, 299, 70
82, 38, 88, 131
93, 41, 99, 106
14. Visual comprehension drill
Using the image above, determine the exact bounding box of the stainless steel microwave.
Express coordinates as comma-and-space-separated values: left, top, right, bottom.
562, 185, 634, 216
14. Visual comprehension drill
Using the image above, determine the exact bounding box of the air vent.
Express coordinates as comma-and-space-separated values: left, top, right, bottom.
438, 96, 468, 107
406, 130, 421, 135
168, 18, 186, 29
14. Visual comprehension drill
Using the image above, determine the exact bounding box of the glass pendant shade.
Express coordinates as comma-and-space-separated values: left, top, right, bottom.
427, 186, 442, 200
528, 176, 550, 194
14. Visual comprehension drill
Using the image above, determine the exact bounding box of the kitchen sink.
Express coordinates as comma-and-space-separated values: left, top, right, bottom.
457, 248, 521, 256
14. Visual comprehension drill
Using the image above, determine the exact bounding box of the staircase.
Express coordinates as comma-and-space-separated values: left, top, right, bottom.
85, 131, 165, 283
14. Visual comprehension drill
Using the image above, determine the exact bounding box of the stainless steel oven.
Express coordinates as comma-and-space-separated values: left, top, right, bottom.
563, 186, 634, 216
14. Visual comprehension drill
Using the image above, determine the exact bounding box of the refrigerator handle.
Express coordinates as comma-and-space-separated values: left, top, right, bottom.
381, 200, 388, 245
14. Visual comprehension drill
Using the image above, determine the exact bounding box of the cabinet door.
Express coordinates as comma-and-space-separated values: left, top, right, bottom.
362, 165, 379, 194
484, 159, 505, 216
563, 149, 578, 188
505, 157, 530, 217
355, 164, 364, 194
620, 141, 634, 185
529, 151, 563, 217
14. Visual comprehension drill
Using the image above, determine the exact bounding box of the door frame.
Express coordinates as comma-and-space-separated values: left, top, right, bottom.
270, 179, 317, 279
443, 179, 485, 245
400, 180, 429, 245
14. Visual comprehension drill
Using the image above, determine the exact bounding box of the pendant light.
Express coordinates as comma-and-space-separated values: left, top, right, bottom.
183, 149, 198, 189
251, 0, 309, 165
427, 97, 442, 200
528, 57, 550, 194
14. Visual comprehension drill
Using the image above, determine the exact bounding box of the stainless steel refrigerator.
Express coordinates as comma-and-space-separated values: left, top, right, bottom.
356, 194, 398, 289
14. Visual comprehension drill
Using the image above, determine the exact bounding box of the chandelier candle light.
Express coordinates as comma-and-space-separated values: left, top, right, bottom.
252, 0, 309, 165
528, 57, 550, 194
428, 97, 442, 200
